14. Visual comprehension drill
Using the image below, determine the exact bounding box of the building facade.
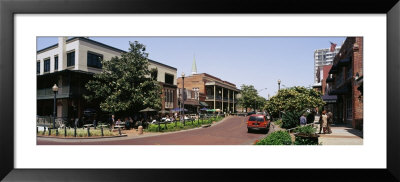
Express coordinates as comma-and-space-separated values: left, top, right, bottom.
313, 45, 341, 91
37, 37, 178, 123
177, 73, 240, 113
326, 37, 363, 130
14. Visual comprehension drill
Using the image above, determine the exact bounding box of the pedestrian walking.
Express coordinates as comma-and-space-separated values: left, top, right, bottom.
318, 110, 328, 134
300, 113, 307, 126
109, 114, 116, 132
327, 111, 333, 134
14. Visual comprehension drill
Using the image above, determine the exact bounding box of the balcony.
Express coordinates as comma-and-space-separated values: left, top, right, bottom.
205, 95, 222, 101
37, 86, 70, 100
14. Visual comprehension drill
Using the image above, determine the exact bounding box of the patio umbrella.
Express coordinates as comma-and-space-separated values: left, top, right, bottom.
171, 108, 188, 112
158, 109, 171, 114
200, 107, 208, 111
139, 107, 156, 112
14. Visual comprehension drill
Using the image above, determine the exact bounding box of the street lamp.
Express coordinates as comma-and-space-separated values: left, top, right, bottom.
277, 79, 281, 119
278, 79, 281, 91
181, 72, 185, 123
52, 84, 59, 129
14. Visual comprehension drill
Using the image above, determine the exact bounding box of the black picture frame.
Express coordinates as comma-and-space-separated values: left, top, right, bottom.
1, 0, 399, 181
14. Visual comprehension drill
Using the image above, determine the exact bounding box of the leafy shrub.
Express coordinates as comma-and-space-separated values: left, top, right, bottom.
146, 116, 222, 133
294, 125, 318, 145
294, 125, 316, 136
294, 136, 319, 145
274, 119, 283, 127
255, 131, 292, 145
281, 110, 305, 129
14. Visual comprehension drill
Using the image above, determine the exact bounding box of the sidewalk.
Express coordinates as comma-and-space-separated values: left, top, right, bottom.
313, 116, 363, 145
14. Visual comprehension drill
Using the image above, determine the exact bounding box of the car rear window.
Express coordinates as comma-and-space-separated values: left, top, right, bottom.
249, 116, 264, 122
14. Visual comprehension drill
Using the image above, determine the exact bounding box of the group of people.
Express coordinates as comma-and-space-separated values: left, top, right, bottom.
299, 110, 333, 134
319, 110, 333, 134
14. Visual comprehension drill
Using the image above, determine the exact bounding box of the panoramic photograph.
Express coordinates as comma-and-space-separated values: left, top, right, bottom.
36, 36, 363, 145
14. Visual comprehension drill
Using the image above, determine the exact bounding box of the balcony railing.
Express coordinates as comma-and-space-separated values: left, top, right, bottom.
37, 86, 69, 97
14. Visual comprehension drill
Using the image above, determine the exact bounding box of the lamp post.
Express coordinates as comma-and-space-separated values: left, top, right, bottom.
181, 72, 185, 124
52, 84, 59, 129
277, 79, 281, 119
278, 79, 281, 91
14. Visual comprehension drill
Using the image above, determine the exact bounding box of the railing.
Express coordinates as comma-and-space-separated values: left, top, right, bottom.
37, 86, 69, 97
37, 116, 68, 128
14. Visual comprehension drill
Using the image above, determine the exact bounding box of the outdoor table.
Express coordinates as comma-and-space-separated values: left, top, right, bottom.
83, 124, 93, 128
114, 125, 124, 129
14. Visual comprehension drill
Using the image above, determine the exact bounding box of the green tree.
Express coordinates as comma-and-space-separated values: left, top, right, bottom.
255, 96, 267, 111
84, 41, 162, 114
265, 86, 325, 117
237, 84, 258, 112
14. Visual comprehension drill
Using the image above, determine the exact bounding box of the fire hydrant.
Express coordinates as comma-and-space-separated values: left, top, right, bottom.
138, 126, 143, 135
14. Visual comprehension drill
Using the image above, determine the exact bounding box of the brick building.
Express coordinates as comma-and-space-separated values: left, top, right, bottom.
327, 37, 363, 130
177, 73, 240, 113
37, 37, 178, 124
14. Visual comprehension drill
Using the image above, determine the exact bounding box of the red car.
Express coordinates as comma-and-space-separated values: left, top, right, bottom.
247, 114, 271, 133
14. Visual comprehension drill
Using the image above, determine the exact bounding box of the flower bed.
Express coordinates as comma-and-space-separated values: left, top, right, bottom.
146, 116, 223, 133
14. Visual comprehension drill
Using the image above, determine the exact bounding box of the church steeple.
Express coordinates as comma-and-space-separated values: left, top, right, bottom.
191, 54, 197, 75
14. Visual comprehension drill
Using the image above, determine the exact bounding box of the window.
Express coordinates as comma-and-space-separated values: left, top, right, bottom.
37, 61, 40, 74
87, 52, 103, 69
165, 73, 174, 85
54, 56, 58, 70
193, 87, 199, 100
164, 89, 174, 109
67, 51, 75, 67
249, 116, 264, 122
44, 58, 50, 72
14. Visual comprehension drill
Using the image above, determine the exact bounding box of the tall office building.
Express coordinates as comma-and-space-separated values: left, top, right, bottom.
313, 45, 341, 89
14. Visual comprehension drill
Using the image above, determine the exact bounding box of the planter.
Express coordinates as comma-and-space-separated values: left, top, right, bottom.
294, 133, 319, 145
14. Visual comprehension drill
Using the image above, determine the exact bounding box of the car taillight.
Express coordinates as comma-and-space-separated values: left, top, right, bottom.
264, 122, 267, 125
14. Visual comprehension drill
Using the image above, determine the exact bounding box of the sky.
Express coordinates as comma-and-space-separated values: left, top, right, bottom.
37, 36, 346, 99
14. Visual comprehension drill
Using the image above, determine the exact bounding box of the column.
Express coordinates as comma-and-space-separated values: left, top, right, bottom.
214, 85, 216, 110
232, 91, 235, 112
222, 87, 224, 111
228, 90, 230, 112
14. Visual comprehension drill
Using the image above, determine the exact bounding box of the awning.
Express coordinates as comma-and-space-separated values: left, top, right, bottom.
338, 57, 351, 67
322, 94, 337, 103
326, 77, 335, 83
199, 102, 208, 106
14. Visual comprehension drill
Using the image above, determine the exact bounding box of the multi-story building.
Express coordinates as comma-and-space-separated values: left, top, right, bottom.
313, 45, 341, 91
177, 73, 240, 113
326, 37, 363, 130
37, 37, 177, 122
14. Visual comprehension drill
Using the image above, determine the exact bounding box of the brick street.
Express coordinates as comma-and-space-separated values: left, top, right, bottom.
37, 116, 276, 145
